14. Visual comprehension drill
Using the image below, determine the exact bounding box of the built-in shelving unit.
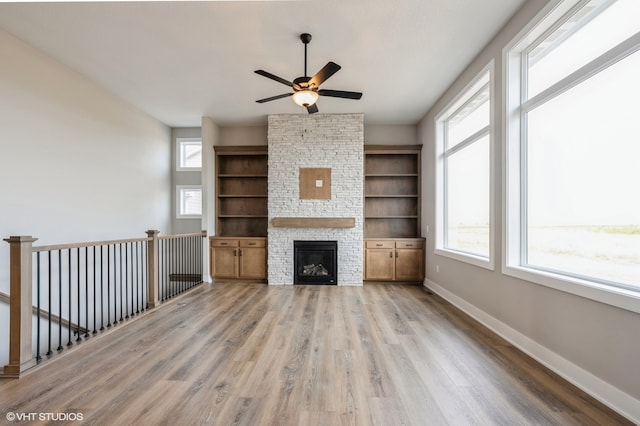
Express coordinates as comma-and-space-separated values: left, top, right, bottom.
364, 145, 424, 283
364, 145, 422, 238
215, 146, 268, 237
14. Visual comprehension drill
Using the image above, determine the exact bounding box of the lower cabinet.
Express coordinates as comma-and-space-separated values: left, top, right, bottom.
364, 238, 424, 282
210, 237, 267, 280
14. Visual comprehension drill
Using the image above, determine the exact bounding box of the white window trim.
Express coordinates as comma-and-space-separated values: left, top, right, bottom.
502, 0, 640, 314
435, 60, 496, 271
176, 185, 202, 219
176, 137, 202, 171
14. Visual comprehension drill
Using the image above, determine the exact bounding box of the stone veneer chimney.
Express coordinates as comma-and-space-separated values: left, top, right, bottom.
267, 113, 364, 286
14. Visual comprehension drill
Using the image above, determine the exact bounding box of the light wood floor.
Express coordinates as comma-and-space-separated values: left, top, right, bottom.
0, 282, 632, 425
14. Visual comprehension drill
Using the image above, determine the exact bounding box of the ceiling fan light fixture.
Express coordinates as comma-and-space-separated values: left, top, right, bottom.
292, 90, 319, 107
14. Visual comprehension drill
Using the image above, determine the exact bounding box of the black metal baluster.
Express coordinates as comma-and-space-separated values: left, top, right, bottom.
189, 237, 198, 287
100, 245, 105, 331
135, 241, 140, 314
85, 247, 89, 338
162, 238, 166, 300
166, 238, 170, 299
68, 248, 73, 347
58, 250, 63, 351
36, 252, 41, 362
93, 246, 97, 334
125, 242, 129, 320
168, 238, 171, 298
107, 245, 112, 328
161, 239, 165, 300
194, 235, 198, 286
130, 242, 135, 316
46, 251, 52, 356
76, 247, 81, 342
161, 239, 166, 301
199, 235, 202, 282
177, 237, 181, 294
119, 243, 123, 322
142, 241, 147, 311
173, 237, 177, 297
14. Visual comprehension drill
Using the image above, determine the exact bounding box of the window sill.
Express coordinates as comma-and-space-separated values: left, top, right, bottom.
435, 248, 494, 270
503, 265, 640, 314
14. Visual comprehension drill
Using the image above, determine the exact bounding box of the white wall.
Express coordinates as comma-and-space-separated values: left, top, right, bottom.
0, 28, 171, 366
419, 0, 640, 421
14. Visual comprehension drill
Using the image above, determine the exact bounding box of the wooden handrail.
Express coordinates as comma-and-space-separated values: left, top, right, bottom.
158, 231, 207, 241
33, 237, 152, 253
32, 231, 206, 252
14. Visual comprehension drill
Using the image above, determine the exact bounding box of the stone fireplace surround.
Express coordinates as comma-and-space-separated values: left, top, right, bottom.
267, 113, 364, 286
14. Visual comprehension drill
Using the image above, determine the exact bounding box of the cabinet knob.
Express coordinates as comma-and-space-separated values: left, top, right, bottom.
233, 249, 237, 256
249, 242, 256, 246
406, 244, 413, 247
389, 251, 393, 258
376, 243, 383, 247
395, 251, 399, 258
239, 249, 243, 256
220, 242, 228, 246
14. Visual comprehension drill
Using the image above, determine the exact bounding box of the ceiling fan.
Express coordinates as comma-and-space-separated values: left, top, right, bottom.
255, 33, 363, 114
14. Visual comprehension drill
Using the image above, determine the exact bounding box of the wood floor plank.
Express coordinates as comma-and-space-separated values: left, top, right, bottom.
0, 282, 632, 425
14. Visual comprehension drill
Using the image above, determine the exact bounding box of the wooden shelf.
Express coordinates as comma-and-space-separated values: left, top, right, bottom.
365, 173, 419, 177
271, 217, 356, 228
215, 146, 268, 237
218, 174, 268, 178
218, 195, 268, 198
364, 145, 422, 239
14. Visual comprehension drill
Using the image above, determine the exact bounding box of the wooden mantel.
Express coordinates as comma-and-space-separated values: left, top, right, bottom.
271, 217, 356, 228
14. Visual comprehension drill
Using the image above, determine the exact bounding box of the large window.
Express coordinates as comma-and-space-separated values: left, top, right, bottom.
436, 65, 493, 268
505, 0, 640, 301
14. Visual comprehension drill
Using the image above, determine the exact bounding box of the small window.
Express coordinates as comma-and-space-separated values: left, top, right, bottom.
177, 186, 202, 218
176, 138, 202, 171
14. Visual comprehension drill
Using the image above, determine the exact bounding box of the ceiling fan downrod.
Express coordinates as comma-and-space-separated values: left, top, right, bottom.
300, 33, 312, 78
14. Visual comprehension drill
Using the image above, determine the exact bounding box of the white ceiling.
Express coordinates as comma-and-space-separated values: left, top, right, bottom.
0, 0, 526, 127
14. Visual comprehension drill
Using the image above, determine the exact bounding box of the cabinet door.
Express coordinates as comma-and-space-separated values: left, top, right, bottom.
364, 249, 395, 281
239, 247, 267, 279
394, 248, 424, 282
211, 247, 238, 278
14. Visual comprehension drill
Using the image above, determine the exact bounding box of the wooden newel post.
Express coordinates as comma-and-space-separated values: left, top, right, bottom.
146, 230, 160, 309
3, 236, 38, 377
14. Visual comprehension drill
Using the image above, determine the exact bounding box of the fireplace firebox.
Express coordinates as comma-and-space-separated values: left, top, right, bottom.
294, 240, 337, 285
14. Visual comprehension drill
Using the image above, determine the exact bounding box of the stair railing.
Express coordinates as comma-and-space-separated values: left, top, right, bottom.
1, 230, 206, 378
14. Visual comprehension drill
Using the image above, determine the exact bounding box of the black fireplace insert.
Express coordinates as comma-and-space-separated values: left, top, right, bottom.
294, 240, 337, 285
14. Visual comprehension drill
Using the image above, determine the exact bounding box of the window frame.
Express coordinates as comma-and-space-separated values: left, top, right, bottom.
503, 0, 640, 313
176, 137, 203, 171
435, 61, 495, 270
176, 185, 202, 219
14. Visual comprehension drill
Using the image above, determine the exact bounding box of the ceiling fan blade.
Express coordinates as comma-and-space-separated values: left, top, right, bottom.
306, 104, 319, 114
318, 89, 363, 100
308, 62, 341, 88
256, 93, 293, 103
255, 70, 293, 87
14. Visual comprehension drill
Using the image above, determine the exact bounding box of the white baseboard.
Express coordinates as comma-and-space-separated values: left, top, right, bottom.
424, 279, 639, 424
